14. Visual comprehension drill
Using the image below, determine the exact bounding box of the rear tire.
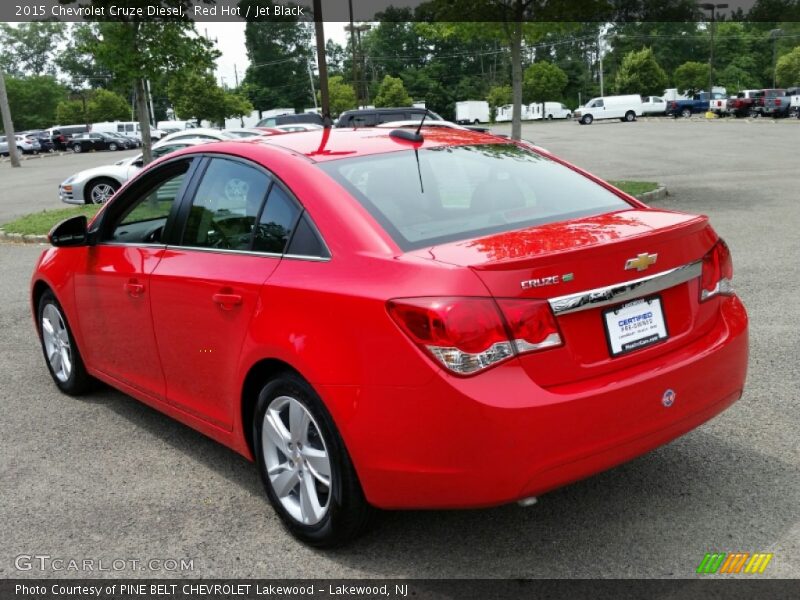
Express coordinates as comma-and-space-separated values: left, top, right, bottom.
681, 108, 692, 118
253, 372, 372, 547
37, 290, 93, 396
108, 142, 118, 151
624, 111, 636, 122
72, 144, 82, 153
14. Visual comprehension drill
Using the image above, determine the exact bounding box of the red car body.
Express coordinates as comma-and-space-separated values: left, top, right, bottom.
31, 127, 748, 513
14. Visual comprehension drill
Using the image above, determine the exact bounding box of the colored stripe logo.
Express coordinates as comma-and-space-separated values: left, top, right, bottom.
697, 552, 773, 574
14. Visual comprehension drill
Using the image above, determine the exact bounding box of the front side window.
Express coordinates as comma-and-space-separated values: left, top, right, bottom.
105, 162, 191, 244
181, 158, 271, 251
320, 144, 630, 251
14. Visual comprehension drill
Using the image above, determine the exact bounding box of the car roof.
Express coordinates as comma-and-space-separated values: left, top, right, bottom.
171, 126, 507, 164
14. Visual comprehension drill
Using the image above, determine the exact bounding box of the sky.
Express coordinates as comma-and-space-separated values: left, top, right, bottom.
203, 22, 352, 90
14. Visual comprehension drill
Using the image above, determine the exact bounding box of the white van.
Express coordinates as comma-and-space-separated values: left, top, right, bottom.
542, 102, 572, 119
455, 101, 490, 124
573, 95, 643, 125
92, 121, 164, 141
156, 120, 197, 132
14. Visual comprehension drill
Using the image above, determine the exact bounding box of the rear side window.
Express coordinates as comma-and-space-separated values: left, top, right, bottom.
320, 144, 630, 251
252, 185, 300, 254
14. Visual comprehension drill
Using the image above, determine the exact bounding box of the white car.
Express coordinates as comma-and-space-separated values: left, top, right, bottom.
0, 134, 41, 156
158, 127, 237, 144
376, 120, 469, 130
59, 139, 209, 205
641, 96, 668, 115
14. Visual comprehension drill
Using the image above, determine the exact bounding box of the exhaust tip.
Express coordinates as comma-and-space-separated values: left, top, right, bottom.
517, 496, 538, 507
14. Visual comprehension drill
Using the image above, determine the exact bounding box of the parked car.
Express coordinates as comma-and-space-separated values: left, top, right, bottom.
274, 124, 324, 132
91, 121, 164, 142
0, 134, 41, 155
376, 120, 469, 131
455, 101, 491, 124
34, 126, 748, 547
338, 107, 444, 128
752, 89, 792, 117
21, 130, 56, 152
707, 96, 729, 116
46, 125, 90, 150
574, 94, 643, 124
665, 91, 726, 118
69, 132, 129, 153
103, 131, 139, 149
727, 90, 760, 118
158, 127, 238, 144
640, 96, 667, 115
58, 139, 209, 205
156, 120, 198, 131
256, 112, 324, 128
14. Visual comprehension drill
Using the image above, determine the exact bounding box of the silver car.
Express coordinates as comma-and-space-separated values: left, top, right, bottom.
0, 134, 41, 156
58, 139, 209, 204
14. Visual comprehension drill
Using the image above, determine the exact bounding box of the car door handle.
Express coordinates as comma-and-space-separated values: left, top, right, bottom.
124, 280, 145, 297
212, 292, 242, 310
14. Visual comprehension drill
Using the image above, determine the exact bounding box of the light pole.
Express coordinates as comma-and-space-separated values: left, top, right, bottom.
770, 29, 783, 88
700, 3, 728, 99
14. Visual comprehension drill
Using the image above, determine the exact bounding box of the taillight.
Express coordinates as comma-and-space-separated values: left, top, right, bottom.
387, 297, 562, 375
700, 239, 734, 301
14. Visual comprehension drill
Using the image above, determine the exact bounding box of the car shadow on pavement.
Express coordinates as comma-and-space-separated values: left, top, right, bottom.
323, 428, 797, 578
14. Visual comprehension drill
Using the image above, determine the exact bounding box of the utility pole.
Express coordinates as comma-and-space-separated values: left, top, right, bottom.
0, 68, 21, 168
598, 30, 604, 97
347, 0, 358, 107
700, 3, 728, 98
234, 64, 239, 88
770, 29, 783, 88
313, 0, 331, 127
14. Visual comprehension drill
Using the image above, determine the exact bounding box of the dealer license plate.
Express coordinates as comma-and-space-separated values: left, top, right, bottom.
603, 296, 668, 356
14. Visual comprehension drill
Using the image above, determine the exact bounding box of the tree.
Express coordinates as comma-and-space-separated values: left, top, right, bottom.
776, 46, 800, 87
374, 75, 413, 107
61, 1, 219, 164
56, 100, 88, 125
523, 61, 568, 104
240, 2, 315, 113
4, 75, 66, 130
0, 22, 66, 76
487, 84, 512, 122
614, 48, 668, 95
87, 89, 130, 123
674, 61, 711, 96
169, 72, 252, 125
321, 75, 357, 116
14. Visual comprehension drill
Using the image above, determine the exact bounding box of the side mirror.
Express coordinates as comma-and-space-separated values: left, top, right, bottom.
133, 159, 143, 167
49, 215, 88, 247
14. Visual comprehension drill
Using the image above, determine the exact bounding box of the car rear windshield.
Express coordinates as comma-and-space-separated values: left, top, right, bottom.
319, 144, 630, 250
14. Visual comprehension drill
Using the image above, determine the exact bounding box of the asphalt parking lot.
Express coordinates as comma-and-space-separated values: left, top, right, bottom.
0, 119, 798, 579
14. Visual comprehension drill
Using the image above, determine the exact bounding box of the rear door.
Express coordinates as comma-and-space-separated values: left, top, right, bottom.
149, 156, 302, 429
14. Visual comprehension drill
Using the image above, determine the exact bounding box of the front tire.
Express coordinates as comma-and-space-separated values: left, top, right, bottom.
37, 290, 93, 395
85, 178, 120, 204
108, 142, 118, 151
581, 114, 593, 125
253, 373, 371, 547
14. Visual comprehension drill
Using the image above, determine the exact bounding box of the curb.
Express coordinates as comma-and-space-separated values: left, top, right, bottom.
637, 185, 668, 202
0, 229, 48, 244
0, 151, 69, 164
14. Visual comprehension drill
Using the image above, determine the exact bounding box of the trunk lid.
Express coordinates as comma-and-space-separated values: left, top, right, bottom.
410, 208, 720, 387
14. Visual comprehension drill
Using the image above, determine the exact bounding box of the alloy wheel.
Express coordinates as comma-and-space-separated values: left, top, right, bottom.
90, 183, 116, 204
261, 395, 332, 525
41, 303, 72, 383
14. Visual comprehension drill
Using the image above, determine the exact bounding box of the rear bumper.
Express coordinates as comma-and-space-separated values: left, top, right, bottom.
323, 295, 748, 509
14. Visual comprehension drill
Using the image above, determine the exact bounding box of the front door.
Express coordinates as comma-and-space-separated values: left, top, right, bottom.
73, 158, 194, 398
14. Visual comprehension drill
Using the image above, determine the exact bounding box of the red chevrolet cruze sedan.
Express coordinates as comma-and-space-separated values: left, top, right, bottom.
31, 127, 748, 546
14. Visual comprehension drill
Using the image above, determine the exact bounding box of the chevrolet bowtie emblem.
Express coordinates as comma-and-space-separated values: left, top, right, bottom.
625, 253, 658, 271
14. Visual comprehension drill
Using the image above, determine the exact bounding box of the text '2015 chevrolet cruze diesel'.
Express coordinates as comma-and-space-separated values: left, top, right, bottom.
31, 127, 748, 546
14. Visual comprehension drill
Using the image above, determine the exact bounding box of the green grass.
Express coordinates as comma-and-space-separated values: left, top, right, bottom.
1, 205, 101, 236
608, 180, 659, 197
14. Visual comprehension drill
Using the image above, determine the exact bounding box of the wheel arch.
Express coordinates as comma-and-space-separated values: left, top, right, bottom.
240, 357, 307, 459
31, 279, 53, 331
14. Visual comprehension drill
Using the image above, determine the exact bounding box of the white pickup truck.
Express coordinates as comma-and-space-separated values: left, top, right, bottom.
788, 87, 800, 118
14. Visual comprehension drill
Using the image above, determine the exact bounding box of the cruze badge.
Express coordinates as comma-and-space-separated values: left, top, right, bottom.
625, 252, 658, 272
520, 273, 573, 289
662, 389, 676, 408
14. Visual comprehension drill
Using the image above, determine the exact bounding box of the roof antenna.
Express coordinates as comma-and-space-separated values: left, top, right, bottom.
389, 109, 429, 143
415, 109, 429, 138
